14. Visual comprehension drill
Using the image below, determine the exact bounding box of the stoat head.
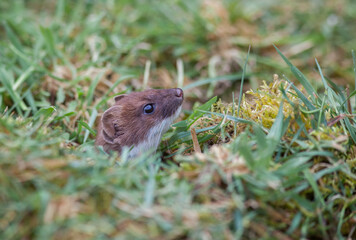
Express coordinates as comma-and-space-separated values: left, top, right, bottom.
96, 88, 184, 156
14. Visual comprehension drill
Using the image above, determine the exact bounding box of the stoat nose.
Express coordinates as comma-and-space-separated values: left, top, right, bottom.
175, 88, 183, 98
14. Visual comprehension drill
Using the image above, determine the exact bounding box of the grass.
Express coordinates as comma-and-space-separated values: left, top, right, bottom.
1, 0, 356, 239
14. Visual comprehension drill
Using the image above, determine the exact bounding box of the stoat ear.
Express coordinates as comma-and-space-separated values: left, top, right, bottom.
101, 106, 121, 144
114, 94, 127, 103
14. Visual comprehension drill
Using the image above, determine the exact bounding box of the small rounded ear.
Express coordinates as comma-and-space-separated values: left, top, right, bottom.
101, 106, 121, 144
114, 94, 127, 103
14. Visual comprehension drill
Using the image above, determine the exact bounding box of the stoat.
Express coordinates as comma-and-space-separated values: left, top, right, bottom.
95, 88, 184, 158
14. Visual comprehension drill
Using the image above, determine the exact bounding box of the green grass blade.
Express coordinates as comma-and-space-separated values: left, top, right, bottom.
344, 118, 356, 144
83, 108, 98, 143
13, 65, 36, 91
353, 50, 356, 110
267, 101, 284, 142
303, 169, 326, 208
143, 164, 156, 208
3, 21, 23, 51
315, 58, 328, 90
0, 67, 28, 112
284, 75, 318, 129
341, 89, 356, 107
185, 96, 217, 128
78, 120, 96, 137
33, 106, 56, 121
232, 92, 236, 137
182, 74, 249, 90
284, 76, 316, 111
24, 89, 37, 113
86, 71, 105, 107
55, 0, 65, 21
39, 26, 58, 57
237, 46, 250, 118
274, 45, 317, 101
336, 204, 347, 239
197, 110, 254, 125
286, 212, 302, 235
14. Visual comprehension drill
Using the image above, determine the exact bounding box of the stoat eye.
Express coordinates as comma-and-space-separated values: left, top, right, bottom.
143, 104, 155, 114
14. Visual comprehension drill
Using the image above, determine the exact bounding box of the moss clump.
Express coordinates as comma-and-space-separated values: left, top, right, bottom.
195, 75, 348, 151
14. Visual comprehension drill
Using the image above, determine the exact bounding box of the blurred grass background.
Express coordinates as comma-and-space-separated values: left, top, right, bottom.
0, 0, 356, 239
1, 0, 356, 107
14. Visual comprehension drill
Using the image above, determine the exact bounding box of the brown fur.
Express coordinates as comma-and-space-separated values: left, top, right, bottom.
95, 88, 183, 154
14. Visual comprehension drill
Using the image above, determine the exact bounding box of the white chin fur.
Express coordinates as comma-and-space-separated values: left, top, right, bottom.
128, 106, 182, 159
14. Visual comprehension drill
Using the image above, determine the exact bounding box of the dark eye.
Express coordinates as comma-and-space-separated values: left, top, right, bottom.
143, 104, 155, 114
